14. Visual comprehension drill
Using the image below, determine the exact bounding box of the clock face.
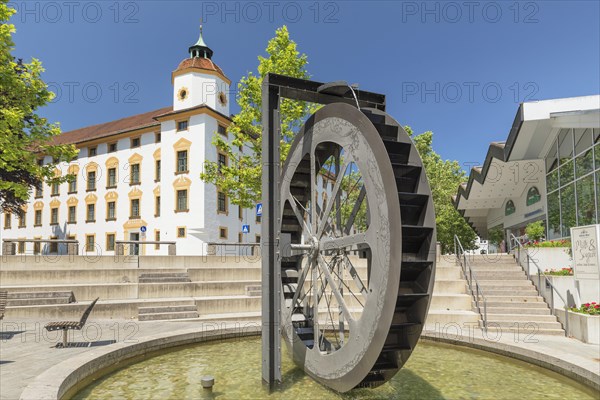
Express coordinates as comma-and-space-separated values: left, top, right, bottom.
177, 87, 189, 101
218, 91, 227, 106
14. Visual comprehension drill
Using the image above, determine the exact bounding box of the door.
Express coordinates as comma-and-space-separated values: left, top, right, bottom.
130, 232, 140, 255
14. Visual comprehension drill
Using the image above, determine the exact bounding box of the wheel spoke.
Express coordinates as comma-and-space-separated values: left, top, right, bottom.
317, 155, 353, 237
343, 255, 368, 299
320, 231, 369, 251
318, 255, 355, 324
344, 186, 366, 235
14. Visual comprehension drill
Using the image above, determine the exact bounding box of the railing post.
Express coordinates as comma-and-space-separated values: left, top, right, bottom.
483, 299, 487, 331
526, 253, 530, 280
564, 306, 569, 337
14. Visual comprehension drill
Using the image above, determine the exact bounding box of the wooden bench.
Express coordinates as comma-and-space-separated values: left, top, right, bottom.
45, 297, 99, 348
0, 291, 7, 321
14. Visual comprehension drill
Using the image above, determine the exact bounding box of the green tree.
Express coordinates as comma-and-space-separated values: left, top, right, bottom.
406, 127, 477, 252
0, 1, 77, 213
525, 220, 545, 241
200, 26, 317, 208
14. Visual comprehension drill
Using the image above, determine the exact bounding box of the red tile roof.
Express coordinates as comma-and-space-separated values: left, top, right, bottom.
175, 57, 225, 76
52, 106, 172, 146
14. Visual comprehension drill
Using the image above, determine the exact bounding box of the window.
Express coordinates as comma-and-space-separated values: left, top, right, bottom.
33, 240, 41, 255
35, 182, 43, 198
218, 191, 227, 214
87, 171, 96, 191
505, 200, 516, 216
4, 213, 11, 229
86, 203, 95, 222
177, 151, 188, 173
108, 142, 117, 153
176, 190, 188, 212
18, 211, 25, 228
107, 168, 117, 187
155, 132, 161, 143
217, 125, 227, 136
86, 235, 95, 252
88, 147, 97, 157
131, 137, 141, 148
107, 201, 116, 220
218, 153, 227, 173
49, 237, 58, 254
219, 226, 228, 239
130, 164, 140, 184
155, 160, 161, 181
239, 205, 243, 220
35, 210, 42, 226
155, 230, 160, 250
177, 120, 188, 131
51, 182, 60, 196
253, 235, 261, 256
256, 214, 262, 224
50, 208, 58, 225
18, 241, 25, 254
106, 233, 115, 251
238, 232, 243, 243
155, 195, 161, 217
177, 227, 186, 238
131, 199, 140, 218
526, 187, 541, 206
68, 176, 77, 193
68, 206, 76, 223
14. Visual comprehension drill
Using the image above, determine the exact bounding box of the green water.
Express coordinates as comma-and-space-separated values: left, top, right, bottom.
76, 338, 597, 400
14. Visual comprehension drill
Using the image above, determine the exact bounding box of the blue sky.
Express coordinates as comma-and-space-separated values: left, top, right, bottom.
8, 1, 600, 168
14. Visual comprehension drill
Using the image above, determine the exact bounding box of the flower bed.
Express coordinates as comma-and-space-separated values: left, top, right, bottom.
556, 308, 600, 345
571, 302, 600, 316
525, 239, 571, 248
544, 267, 573, 276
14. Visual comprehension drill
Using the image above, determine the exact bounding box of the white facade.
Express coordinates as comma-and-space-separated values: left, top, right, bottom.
0, 34, 263, 256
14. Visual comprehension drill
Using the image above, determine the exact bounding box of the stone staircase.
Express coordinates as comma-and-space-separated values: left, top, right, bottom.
138, 272, 191, 283
426, 258, 479, 330
138, 299, 199, 321
6, 291, 75, 307
468, 254, 565, 336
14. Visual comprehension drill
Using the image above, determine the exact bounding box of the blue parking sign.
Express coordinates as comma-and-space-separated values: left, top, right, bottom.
256, 203, 263, 217
242, 225, 250, 234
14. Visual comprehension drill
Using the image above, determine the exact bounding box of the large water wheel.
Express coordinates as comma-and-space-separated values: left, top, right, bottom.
279, 102, 437, 392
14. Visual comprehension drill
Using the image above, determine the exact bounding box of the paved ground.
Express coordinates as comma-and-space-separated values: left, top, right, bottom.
1, 319, 599, 399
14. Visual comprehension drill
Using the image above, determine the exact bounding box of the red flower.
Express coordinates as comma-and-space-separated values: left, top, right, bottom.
592, 302, 597, 305
595, 305, 600, 309
584, 303, 590, 307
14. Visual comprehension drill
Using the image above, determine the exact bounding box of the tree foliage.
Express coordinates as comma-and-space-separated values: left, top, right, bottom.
0, 1, 77, 213
200, 26, 317, 208
406, 127, 477, 252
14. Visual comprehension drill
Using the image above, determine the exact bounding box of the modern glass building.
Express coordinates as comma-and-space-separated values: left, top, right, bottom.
454, 95, 599, 242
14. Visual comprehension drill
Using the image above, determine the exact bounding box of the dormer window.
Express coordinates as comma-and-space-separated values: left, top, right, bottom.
177, 120, 189, 132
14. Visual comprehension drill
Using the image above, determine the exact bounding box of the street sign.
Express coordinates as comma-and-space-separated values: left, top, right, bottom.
242, 225, 250, 234
256, 203, 263, 217
140, 226, 147, 233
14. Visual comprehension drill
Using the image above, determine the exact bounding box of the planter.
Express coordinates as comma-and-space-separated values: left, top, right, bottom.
541, 276, 577, 309
522, 247, 572, 276
555, 309, 600, 345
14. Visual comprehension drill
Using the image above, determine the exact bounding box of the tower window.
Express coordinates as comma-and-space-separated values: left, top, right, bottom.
177, 120, 188, 131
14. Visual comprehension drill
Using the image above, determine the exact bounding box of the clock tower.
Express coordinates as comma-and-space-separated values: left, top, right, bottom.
172, 26, 230, 115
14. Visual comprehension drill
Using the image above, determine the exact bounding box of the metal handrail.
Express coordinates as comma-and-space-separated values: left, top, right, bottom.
509, 234, 569, 337
454, 235, 488, 331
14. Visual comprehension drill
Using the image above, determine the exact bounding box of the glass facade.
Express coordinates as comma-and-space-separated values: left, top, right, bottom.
546, 128, 599, 239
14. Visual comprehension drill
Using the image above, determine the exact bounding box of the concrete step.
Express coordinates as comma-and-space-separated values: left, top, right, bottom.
483, 313, 558, 322
485, 307, 551, 315
7, 297, 72, 307
430, 294, 472, 310
434, 267, 463, 280
485, 320, 563, 330
470, 266, 524, 272
482, 295, 545, 303
472, 271, 527, 279
432, 280, 467, 293
138, 305, 198, 314
139, 273, 189, 278
139, 277, 192, 283
484, 300, 548, 308
482, 324, 566, 336
5, 291, 74, 299
138, 310, 200, 321
480, 289, 539, 296
478, 280, 533, 287
425, 310, 480, 326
